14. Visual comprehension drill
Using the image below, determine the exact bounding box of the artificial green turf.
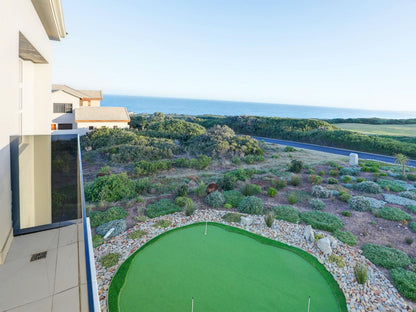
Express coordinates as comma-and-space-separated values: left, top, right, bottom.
113, 224, 344, 312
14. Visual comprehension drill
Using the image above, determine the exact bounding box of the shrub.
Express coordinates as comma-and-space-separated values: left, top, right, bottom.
242, 184, 261, 196
311, 185, 331, 198
284, 146, 296, 152
361, 244, 411, 269
328, 254, 345, 268
223, 190, 244, 207
405, 237, 414, 245
92, 235, 104, 248
273, 205, 300, 223
175, 196, 193, 208
99, 252, 120, 269
175, 183, 189, 197
267, 187, 278, 197
219, 174, 237, 191
309, 198, 326, 210
222, 212, 242, 223
134, 215, 148, 222
287, 190, 311, 204
289, 160, 303, 173
189, 155, 212, 170
340, 167, 360, 176
98, 165, 112, 175
407, 173, 416, 181
136, 178, 151, 194
407, 205, 416, 214
383, 194, 416, 206
375, 206, 413, 221
354, 263, 368, 285
338, 191, 352, 203
127, 229, 146, 240
390, 268, 416, 301
342, 210, 351, 217
341, 175, 352, 183
242, 154, 265, 164
96, 219, 127, 238
134, 159, 172, 176
238, 196, 264, 215
334, 230, 357, 246
224, 203, 232, 209
231, 156, 241, 165
355, 181, 382, 194
205, 191, 225, 208
308, 174, 323, 185
318, 170, 325, 176
377, 179, 406, 192
356, 177, 366, 183
314, 234, 324, 242
146, 199, 182, 218
287, 193, 296, 205
300, 211, 344, 232
271, 177, 287, 190
409, 222, 416, 233
400, 191, 416, 201
194, 184, 207, 198
349, 196, 371, 212
85, 173, 137, 202
329, 169, 340, 177
153, 219, 171, 228
327, 161, 339, 168
289, 175, 301, 186
327, 177, 338, 184
89, 206, 129, 227
185, 204, 196, 216
264, 212, 275, 228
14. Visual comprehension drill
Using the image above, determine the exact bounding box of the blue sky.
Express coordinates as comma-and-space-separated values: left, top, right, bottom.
53, 0, 416, 111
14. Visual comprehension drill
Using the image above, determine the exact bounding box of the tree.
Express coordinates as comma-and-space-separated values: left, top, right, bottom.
395, 153, 408, 176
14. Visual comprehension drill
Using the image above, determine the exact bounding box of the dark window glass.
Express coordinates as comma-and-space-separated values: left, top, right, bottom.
58, 123, 73, 130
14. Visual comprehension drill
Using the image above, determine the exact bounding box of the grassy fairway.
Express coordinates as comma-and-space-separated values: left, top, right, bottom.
335, 123, 416, 136
113, 224, 344, 312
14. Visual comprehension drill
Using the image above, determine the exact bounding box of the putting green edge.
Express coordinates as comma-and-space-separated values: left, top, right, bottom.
107, 222, 348, 312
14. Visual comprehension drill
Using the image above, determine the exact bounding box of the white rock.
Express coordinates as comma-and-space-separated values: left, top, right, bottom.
349, 153, 358, 166
304, 225, 315, 243
327, 235, 338, 249
240, 216, 253, 226
317, 237, 332, 256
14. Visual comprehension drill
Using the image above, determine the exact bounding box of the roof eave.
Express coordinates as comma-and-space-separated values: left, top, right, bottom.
31, 0, 66, 41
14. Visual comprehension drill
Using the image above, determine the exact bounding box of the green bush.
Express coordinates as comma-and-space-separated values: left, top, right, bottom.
390, 268, 416, 301
300, 211, 344, 232
238, 196, 264, 215
355, 181, 382, 194
136, 178, 151, 194
289, 159, 303, 173
311, 185, 331, 198
375, 206, 413, 221
224, 190, 244, 207
327, 177, 338, 184
193, 184, 207, 198
205, 191, 225, 208
85, 173, 137, 202
224, 203, 232, 209
174, 155, 212, 170
289, 175, 301, 186
99, 252, 120, 269
334, 230, 357, 246
329, 169, 340, 177
271, 177, 287, 190
354, 263, 368, 285
308, 174, 323, 185
98, 165, 112, 175
377, 179, 406, 192
146, 199, 182, 218
361, 244, 411, 269
242, 184, 261, 196
408, 205, 416, 214
409, 222, 416, 233
96, 219, 127, 238
356, 177, 366, 183
231, 156, 241, 165
222, 212, 242, 223
287, 193, 296, 205
267, 187, 278, 197
340, 167, 361, 176
264, 212, 275, 228
338, 191, 352, 203
309, 198, 326, 210
407, 173, 416, 181
342, 210, 351, 217
400, 191, 416, 201
242, 155, 265, 164
341, 175, 352, 183
219, 174, 237, 191
175, 183, 189, 197
185, 204, 196, 216
92, 235, 104, 248
328, 254, 345, 268
287, 190, 311, 203
145, 118, 206, 141
349, 196, 371, 212
318, 170, 325, 176
89, 206, 129, 227
127, 229, 146, 240
175, 197, 193, 208
284, 146, 296, 152
134, 159, 172, 176
153, 219, 171, 228
273, 205, 300, 223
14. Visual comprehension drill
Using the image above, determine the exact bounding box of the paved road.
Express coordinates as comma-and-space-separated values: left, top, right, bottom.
253, 136, 416, 168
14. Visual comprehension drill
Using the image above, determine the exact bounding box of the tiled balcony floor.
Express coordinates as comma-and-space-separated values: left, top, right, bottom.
0, 223, 88, 312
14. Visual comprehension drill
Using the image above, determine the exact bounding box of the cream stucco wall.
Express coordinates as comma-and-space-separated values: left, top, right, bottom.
52, 90, 81, 129
81, 99, 101, 107
0, 0, 54, 263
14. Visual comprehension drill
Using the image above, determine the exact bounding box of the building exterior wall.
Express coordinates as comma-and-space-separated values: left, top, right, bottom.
52, 90, 81, 129
0, 0, 53, 263
81, 99, 101, 107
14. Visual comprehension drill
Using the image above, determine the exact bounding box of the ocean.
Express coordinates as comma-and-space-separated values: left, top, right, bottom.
101, 95, 416, 119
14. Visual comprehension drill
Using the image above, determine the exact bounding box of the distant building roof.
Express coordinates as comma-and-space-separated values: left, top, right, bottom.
52, 84, 103, 100
75, 107, 130, 122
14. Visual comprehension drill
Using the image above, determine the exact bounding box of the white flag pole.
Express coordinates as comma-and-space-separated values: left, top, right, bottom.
307, 296, 311, 312
204, 221, 207, 236
192, 297, 194, 312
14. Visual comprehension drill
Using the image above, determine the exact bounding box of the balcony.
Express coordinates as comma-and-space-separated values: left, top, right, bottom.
0, 134, 99, 311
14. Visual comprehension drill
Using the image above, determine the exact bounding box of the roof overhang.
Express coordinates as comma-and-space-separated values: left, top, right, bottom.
31, 0, 66, 41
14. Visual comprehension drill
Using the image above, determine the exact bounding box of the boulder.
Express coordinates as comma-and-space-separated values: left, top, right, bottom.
327, 235, 338, 249
206, 182, 219, 194
349, 153, 358, 166
304, 225, 315, 243
317, 237, 332, 256
240, 216, 253, 226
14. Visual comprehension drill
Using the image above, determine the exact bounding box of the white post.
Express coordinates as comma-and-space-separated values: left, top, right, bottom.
307, 296, 310, 312
192, 297, 194, 312
204, 221, 207, 236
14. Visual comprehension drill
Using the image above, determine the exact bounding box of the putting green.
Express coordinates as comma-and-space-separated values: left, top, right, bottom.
109, 223, 347, 312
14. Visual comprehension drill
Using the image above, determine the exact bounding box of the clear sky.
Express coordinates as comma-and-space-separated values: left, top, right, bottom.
53, 0, 416, 111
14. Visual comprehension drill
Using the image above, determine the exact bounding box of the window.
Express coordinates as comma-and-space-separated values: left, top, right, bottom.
113, 125, 118, 129
89, 126, 94, 130
58, 123, 73, 130
53, 103, 73, 113
51, 124, 57, 130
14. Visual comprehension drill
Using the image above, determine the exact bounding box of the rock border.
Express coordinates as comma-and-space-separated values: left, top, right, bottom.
94, 209, 413, 312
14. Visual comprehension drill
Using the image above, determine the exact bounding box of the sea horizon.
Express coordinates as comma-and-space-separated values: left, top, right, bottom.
101, 94, 416, 120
